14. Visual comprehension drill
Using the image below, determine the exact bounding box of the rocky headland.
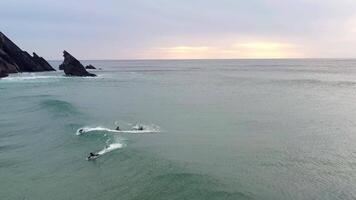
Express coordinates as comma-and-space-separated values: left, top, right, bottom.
0, 32, 99, 78
0, 32, 55, 77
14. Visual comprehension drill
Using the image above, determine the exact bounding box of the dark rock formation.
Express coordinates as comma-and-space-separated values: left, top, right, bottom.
31, 52, 54, 71
0, 49, 19, 74
0, 31, 55, 76
0, 67, 9, 78
85, 64, 96, 69
60, 51, 96, 77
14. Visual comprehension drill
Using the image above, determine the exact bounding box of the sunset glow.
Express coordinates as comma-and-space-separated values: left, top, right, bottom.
2, 0, 356, 59
140, 41, 301, 59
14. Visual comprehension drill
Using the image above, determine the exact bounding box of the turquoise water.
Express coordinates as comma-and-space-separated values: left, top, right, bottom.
2, 59, 356, 199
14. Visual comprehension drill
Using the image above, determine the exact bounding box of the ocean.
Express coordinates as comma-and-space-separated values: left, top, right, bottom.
1, 59, 356, 200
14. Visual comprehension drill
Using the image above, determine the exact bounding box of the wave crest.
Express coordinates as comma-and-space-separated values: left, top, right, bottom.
40, 99, 80, 117
97, 142, 124, 155
76, 124, 161, 136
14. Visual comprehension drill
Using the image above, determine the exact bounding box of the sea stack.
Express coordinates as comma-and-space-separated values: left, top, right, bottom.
59, 51, 96, 77
0, 31, 55, 77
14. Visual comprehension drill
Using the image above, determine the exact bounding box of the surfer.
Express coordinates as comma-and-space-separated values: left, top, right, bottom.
115, 126, 120, 131
133, 125, 144, 131
87, 152, 99, 160
78, 128, 84, 134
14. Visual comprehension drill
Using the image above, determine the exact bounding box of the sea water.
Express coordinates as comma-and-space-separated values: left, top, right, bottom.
1, 59, 356, 200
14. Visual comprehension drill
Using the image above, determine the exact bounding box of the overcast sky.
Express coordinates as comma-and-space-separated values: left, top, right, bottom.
1, 0, 356, 59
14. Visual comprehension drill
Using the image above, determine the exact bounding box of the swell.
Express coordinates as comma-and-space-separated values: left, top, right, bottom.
145, 173, 252, 200
1, 96, 77, 119
224, 75, 356, 88
39, 99, 81, 117
1, 95, 54, 114
8, 94, 53, 101
265, 79, 356, 90
0, 144, 23, 151
95, 150, 253, 200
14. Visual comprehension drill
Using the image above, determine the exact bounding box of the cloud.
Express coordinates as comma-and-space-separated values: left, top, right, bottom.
1, 0, 356, 59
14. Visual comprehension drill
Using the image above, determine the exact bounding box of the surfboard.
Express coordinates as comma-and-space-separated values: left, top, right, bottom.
86, 154, 100, 161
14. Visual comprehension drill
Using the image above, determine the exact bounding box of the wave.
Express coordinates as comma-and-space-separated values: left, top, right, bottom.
40, 99, 80, 117
76, 123, 160, 159
135, 172, 252, 200
78, 129, 126, 159
9, 94, 53, 101
0, 72, 105, 83
97, 142, 124, 155
267, 78, 356, 87
76, 124, 161, 136
2, 75, 63, 81
0, 73, 65, 82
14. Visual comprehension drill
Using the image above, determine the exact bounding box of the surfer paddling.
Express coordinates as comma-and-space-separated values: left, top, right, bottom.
87, 152, 99, 160
133, 125, 144, 131
115, 125, 144, 131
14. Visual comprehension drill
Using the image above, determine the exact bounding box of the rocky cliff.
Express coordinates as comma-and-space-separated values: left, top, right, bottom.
0, 32, 55, 76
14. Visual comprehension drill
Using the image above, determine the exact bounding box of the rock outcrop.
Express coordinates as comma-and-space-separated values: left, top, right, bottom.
85, 64, 96, 69
0, 67, 9, 78
31, 52, 54, 71
0, 49, 19, 74
59, 51, 96, 77
0, 32, 55, 76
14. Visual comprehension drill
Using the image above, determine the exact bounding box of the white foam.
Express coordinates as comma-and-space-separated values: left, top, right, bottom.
76, 125, 160, 135
1, 73, 66, 82
76, 127, 111, 135
77, 124, 160, 160
1, 73, 105, 83
97, 142, 124, 155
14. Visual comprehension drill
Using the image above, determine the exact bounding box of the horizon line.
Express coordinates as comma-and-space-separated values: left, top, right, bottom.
47, 57, 356, 61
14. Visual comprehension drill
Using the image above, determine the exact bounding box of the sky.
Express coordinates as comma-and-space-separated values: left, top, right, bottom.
1, 0, 356, 60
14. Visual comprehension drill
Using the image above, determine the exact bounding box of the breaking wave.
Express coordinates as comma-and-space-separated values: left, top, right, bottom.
0, 72, 105, 83
76, 124, 161, 136
40, 99, 80, 117
0, 73, 65, 82
97, 142, 124, 156
76, 123, 160, 160
78, 129, 125, 159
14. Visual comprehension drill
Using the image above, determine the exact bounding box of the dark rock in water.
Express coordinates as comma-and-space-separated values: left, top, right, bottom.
85, 64, 96, 69
60, 51, 96, 77
0, 32, 55, 74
